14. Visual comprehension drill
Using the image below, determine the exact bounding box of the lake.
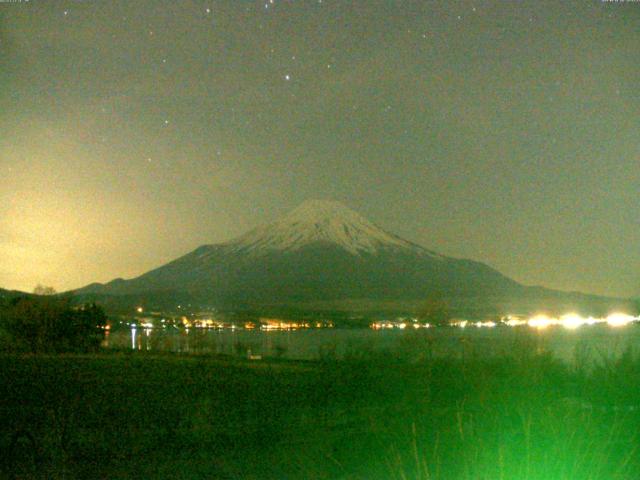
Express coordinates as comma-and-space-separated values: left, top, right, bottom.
103, 323, 640, 364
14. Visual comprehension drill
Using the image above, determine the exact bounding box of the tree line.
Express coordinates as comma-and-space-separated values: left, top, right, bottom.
0, 287, 107, 353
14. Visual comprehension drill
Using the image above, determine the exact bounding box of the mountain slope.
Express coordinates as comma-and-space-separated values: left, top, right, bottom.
226, 199, 434, 256
77, 200, 521, 305
75, 200, 626, 315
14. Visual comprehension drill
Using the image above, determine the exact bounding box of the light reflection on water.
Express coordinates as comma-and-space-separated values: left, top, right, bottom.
103, 324, 640, 364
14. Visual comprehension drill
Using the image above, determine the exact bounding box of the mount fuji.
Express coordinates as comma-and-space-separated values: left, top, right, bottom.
75, 200, 623, 315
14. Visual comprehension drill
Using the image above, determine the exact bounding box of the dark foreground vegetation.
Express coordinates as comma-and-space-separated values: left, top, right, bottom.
1, 344, 639, 480
0, 296, 106, 353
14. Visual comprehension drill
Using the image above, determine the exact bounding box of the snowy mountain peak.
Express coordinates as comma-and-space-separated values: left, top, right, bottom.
282, 199, 369, 224
226, 199, 430, 256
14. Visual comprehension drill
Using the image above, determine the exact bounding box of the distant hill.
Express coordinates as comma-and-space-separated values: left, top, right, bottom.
75, 200, 633, 317
0, 288, 30, 300
0, 288, 33, 307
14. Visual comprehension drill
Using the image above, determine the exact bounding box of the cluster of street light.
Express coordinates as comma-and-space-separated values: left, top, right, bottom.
457, 312, 639, 330
372, 313, 639, 331
526, 313, 636, 329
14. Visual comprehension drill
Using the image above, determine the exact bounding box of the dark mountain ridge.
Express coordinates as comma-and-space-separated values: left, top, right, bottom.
74, 200, 631, 316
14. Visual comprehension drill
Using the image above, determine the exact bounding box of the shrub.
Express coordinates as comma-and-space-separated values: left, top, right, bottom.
0, 296, 107, 353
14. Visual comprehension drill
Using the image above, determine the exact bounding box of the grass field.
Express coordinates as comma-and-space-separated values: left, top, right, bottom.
1, 344, 639, 479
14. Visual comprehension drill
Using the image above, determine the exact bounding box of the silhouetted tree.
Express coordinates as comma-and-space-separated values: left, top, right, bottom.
0, 297, 107, 353
33, 284, 57, 296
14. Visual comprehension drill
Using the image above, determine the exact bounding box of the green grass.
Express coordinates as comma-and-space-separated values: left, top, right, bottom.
0, 347, 639, 479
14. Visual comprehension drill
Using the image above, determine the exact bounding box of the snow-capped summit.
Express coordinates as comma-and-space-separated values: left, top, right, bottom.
227, 199, 426, 255
76, 199, 529, 310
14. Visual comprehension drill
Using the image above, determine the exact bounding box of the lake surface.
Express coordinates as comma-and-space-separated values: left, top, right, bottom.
104, 324, 640, 364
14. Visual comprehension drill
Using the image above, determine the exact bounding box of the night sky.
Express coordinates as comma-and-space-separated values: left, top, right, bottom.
1, 0, 638, 297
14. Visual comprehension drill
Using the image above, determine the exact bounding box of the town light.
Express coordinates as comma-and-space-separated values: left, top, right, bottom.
559, 313, 585, 330
606, 313, 635, 328
528, 315, 553, 329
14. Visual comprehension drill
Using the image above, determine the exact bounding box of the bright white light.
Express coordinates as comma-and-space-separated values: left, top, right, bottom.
606, 313, 636, 328
528, 315, 553, 329
585, 317, 600, 325
560, 313, 585, 330
505, 318, 525, 327
474, 321, 496, 328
